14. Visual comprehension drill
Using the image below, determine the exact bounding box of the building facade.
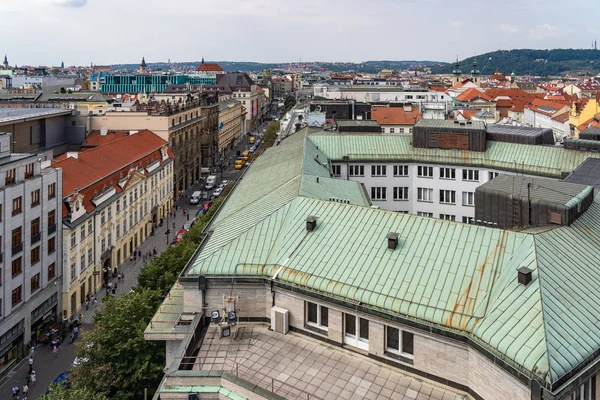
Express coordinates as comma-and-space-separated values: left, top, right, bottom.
0, 132, 62, 377
55, 130, 173, 317
218, 99, 245, 155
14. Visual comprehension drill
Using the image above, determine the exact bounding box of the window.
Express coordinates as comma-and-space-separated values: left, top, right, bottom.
116, 224, 121, 239
462, 216, 473, 224
417, 212, 434, 218
48, 263, 56, 280
12, 286, 22, 306
386, 326, 414, 357
101, 211, 106, 225
440, 214, 456, 221
439, 168, 456, 180
108, 206, 112, 221
6, 168, 16, 185
389, 128, 395, 134
123, 219, 128, 233
12, 196, 22, 216
70, 263, 76, 281
101, 238, 106, 252
12, 257, 22, 277
108, 233, 112, 247
439, 190, 456, 204
31, 218, 40, 237
393, 165, 408, 177
87, 219, 92, 236
488, 172, 499, 181
306, 302, 328, 331
332, 165, 341, 177
570, 377, 593, 400
417, 166, 433, 178
31, 189, 40, 206
88, 248, 93, 266
81, 224, 85, 240
25, 163, 34, 179
417, 188, 433, 202
70, 231, 76, 248
48, 237, 56, 253
348, 165, 364, 177
129, 192, 133, 204
48, 210, 56, 227
344, 314, 369, 351
12, 227, 22, 248
371, 165, 387, 177
122, 196, 127, 208
393, 187, 409, 201
462, 169, 479, 182
0, 203, 2, 221
48, 183, 56, 199
134, 188, 138, 200
31, 273, 40, 293
371, 187, 387, 201
81, 254, 86, 271
462, 192, 475, 206
31, 246, 40, 264
116, 199, 121, 213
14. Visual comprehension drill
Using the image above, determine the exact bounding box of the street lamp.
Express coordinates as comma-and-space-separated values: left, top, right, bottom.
165, 211, 170, 245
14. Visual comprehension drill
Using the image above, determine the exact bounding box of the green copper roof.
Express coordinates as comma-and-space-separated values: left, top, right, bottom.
185, 128, 600, 389
309, 134, 600, 178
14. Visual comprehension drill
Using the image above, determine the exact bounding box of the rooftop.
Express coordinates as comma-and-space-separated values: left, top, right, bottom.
0, 108, 72, 124
414, 119, 486, 131
371, 107, 422, 126
564, 157, 600, 188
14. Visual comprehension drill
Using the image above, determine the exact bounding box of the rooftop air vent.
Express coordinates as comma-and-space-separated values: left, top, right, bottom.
342, 155, 350, 161
387, 232, 399, 250
518, 267, 532, 286
306, 216, 317, 232
454, 120, 460, 124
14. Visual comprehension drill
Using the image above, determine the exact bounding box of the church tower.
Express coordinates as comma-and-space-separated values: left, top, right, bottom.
452, 56, 462, 85
2, 55, 8, 69
471, 59, 480, 87
139, 56, 148, 74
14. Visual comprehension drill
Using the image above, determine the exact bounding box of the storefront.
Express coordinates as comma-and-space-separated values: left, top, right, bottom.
0, 320, 24, 378
30, 293, 58, 345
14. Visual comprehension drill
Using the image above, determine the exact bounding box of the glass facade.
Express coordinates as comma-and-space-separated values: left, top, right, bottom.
100, 73, 216, 93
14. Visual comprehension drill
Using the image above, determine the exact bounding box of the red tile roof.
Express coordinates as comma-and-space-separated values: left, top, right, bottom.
54, 130, 171, 217
456, 88, 492, 102
371, 107, 422, 126
195, 63, 224, 72
83, 131, 131, 147
577, 114, 600, 132
552, 111, 570, 123
455, 109, 481, 120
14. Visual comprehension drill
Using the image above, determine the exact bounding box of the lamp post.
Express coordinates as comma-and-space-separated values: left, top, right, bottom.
165, 211, 170, 246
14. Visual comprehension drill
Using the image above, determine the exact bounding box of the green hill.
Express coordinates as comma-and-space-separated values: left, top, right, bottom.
430, 49, 600, 77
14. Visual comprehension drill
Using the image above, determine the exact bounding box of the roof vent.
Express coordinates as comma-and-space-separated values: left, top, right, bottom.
386, 232, 399, 250
306, 216, 317, 232
342, 155, 349, 161
454, 120, 460, 124
518, 267, 532, 286
100, 127, 108, 136
466, 121, 473, 124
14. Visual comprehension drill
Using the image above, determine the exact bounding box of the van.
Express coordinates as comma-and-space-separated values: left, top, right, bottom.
205, 175, 217, 190
234, 158, 245, 170
189, 191, 202, 205
241, 151, 251, 161
200, 167, 210, 174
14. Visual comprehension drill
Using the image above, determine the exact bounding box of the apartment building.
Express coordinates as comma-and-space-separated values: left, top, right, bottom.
55, 130, 173, 317
147, 129, 600, 400
217, 99, 245, 155
0, 132, 62, 377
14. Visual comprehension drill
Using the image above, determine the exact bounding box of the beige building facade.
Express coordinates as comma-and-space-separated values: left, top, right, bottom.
218, 99, 245, 155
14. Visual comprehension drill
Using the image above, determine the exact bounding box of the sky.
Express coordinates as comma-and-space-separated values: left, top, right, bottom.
1, 0, 598, 66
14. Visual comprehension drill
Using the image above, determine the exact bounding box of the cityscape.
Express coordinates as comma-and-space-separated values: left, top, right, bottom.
2, 2, 600, 400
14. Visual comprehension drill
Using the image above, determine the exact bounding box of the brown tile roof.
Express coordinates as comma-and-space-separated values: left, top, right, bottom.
196, 63, 224, 72
456, 88, 492, 102
54, 130, 171, 217
370, 107, 422, 126
577, 114, 600, 132
83, 131, 131, 147
552, 111, 570, 123
456, 109, 481, 120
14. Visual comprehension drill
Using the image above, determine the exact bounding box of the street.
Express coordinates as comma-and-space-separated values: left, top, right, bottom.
0, 129, 257, 399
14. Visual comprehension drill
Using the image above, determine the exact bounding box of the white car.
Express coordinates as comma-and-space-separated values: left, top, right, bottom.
213, 187, 223, 197
221, 180, 229, 186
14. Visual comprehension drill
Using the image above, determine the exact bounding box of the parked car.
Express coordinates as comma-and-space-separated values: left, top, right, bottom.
174, 229, 186, 243
221, 180, 229, 186
213, 187, 223, 197
183, 222, 193, 231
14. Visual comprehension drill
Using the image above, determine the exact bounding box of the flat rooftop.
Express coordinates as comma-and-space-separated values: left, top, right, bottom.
414, 119, 485, 131
564, 157, 600, 188
0, 108, 72, 124
189, 324, 468, 400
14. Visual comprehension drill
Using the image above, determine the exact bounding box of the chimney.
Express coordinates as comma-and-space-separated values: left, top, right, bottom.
306, 216, 317, 232
66, 152, 78, 160
517, 267, 532, 286
100, 127, 108, 136
386, 232, 399, 250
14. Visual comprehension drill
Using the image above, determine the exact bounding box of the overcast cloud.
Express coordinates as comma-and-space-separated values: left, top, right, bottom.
0, 0, 597, 66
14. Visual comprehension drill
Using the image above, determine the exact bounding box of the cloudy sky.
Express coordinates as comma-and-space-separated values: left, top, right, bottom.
1, 0, 598, 66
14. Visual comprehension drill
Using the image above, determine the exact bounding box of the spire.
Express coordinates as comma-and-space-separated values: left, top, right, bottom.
141, 56, 146, 67
471, 59, 479, 76
3, 54, 7, 64
452, 55, 461, 76
61, 61, 64, 69
201, 55, 204, 65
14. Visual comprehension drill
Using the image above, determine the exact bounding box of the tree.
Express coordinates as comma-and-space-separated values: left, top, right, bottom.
263, 122, 280, 149
68, 290, 164, 400
59, 87, 66, 94
40, 382, 109, 400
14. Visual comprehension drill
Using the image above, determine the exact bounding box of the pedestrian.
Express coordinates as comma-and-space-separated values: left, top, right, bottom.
30, 371, 36, 387
28, 356, 33, 372
113, 267, 117, 276
121, 272, 125, 281
117, 272, 121, 282
108, 281, 113, 290
12, 385, 18, 398
130, 254, 134, 262
153, 247, 157, 255
29, 345, 35, 357
52, 344, 58, 357
172, 222, 175, 230
22, 384, 28, 397
85, 300, 89, 311
112, 288, 116, 295
187, 213, 190, 221
138, 250, 141, 258
78, 314, 83, 323
92, 296, 98, 307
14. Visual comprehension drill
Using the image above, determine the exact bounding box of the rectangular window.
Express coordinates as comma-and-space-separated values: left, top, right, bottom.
439, 190, 456, 204
12, 196, 22, 216
129, 192, 133, 204
123, 196, 127, 208
31, 246, 40, 264
417, 188, 433, 202
48, 263, 56, 280
81, 225, 85, 240
371, 187, 387, 201
70, 263, 76, 281
88, 248, 93, 266
81, 254, 86, 271
25, 163, 34, 179
332, 165, 341, 177
108, 233, 112, 247
87, 219, 92, 236
417, 212, 434, 218
393, 187, 409, 201
344, 314, 369, 351
70, 231, 76, 248
393, 165, 409, 177
31, 218, 40, 237
389, 128, 395, 134
488, 172, 499, 181
12, 286, 22, 306
116, 199, 121, 213
48, 183, 56, 199
12, 257, 23, 277
101, 211, 106, 225
462, 169, 480, 182
417, 166, 433, 178
306, 302, 328, 330
107, 206, 112, 221
12, 227, 22, 248
462, 192, 475, 206
48, 237, 56, 253
386, 326, 414, 357
439, 167, 456, 180
462, 216, 473, 224
48, 210, 56, 227
31, 189, 40, 206
31, 273, 40, 293
348, 165, 364, 177
371, 165, 387, 177
134, 188, 138, 200
570, 377, 593, 400
116, 224, 121, 239
440, 214, 456, 221
101, 238, 106, 252
6, 168, 16, 185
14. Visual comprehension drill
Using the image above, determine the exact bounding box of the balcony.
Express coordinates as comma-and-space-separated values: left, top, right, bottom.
12, 242, 23, 256
31, 232, 41, 244
48, 224, 56, 235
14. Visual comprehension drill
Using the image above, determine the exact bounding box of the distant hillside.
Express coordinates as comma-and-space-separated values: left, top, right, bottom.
430, 49, 600, 76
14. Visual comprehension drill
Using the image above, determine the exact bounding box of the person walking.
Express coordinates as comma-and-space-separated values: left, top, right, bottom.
25, 373, 31, 386
30, 370, 36, 387
27, 356, 33, 372
11, 385, 19, 399
52, 344, 59, 358
22, 384, 28, 397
